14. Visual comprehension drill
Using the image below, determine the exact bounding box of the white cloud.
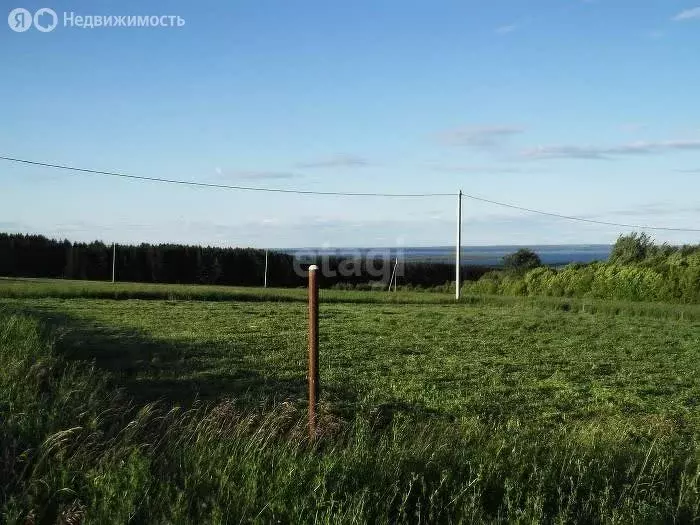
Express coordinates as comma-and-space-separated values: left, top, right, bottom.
495, 24, 517, 34
619, 123, 647, 133
215, 169, 301, 180
294, 154, 370, 169
438, 126, 524, 148
234, 171, 300, 180
428, 164, 537, 174
602, 202, 700, 218
521, 140, 700, 160
672, 7, 700, 21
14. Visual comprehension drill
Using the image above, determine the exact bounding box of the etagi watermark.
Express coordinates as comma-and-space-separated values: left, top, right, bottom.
8, 8, 185, 33
292, 249, 405, 284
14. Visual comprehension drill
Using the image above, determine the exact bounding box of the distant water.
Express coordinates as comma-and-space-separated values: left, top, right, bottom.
283, 245, 612, 267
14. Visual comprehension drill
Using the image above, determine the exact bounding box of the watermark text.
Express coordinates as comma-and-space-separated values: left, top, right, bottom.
292, 249, 405, 284
8, 8, 185, 33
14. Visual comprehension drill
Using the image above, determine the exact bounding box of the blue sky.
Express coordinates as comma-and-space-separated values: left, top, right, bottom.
2, 0, 700, 248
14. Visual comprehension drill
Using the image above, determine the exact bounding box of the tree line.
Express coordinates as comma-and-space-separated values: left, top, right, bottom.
0, 233, 491, 288
465, 234, 700, 303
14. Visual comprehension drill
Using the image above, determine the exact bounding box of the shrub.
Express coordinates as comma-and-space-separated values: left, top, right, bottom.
609, 232, 655, 265
469, 236, 700, 304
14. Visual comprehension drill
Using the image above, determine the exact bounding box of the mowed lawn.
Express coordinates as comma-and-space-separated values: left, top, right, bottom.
5, 293, 698, 429
2, 280, 700, 522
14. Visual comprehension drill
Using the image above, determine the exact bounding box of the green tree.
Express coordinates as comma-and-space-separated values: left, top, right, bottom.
609, 232, 655, 265
502, 249, 542, 274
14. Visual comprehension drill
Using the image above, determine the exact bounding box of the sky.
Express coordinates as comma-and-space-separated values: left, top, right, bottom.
2, 0, 700, 248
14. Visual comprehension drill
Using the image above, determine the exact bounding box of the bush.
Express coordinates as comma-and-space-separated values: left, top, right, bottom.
469, 235, 700, 303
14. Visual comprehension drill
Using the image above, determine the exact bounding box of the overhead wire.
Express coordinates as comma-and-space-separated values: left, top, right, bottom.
2, 155, 700, 232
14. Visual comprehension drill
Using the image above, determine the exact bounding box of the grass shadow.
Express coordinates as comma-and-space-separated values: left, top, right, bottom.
2, 303, 469, 424
8, 304, 360, 410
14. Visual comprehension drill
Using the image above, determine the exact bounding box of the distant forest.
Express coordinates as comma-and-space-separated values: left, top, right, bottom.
0, 233, 491, 288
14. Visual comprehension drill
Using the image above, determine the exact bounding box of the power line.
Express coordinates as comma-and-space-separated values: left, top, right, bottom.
460, 193, 700, 233
0, 156, 452, 197
2, 155, 700, 232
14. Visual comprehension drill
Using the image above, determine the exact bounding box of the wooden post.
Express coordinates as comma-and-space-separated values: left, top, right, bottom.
307, 264, 319, 438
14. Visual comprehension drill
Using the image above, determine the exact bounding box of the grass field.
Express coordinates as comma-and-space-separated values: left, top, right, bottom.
1, 278, 699, 523
3, 276, 700, 318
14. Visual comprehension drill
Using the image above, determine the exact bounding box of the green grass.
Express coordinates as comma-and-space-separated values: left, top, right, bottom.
6, 296, 699, 424
3, 276, 700, 319
1, 278, 699, 523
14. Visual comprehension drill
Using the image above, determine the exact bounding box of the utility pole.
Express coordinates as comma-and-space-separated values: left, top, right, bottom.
112, 242, 116, 283
456, 190, 462, 301
264, 249, 269, 288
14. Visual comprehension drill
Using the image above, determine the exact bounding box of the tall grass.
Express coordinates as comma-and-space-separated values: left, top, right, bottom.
1, 310, 699, 523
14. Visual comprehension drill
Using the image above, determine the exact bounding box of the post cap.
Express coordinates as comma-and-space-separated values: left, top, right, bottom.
308, 265, 319, 271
